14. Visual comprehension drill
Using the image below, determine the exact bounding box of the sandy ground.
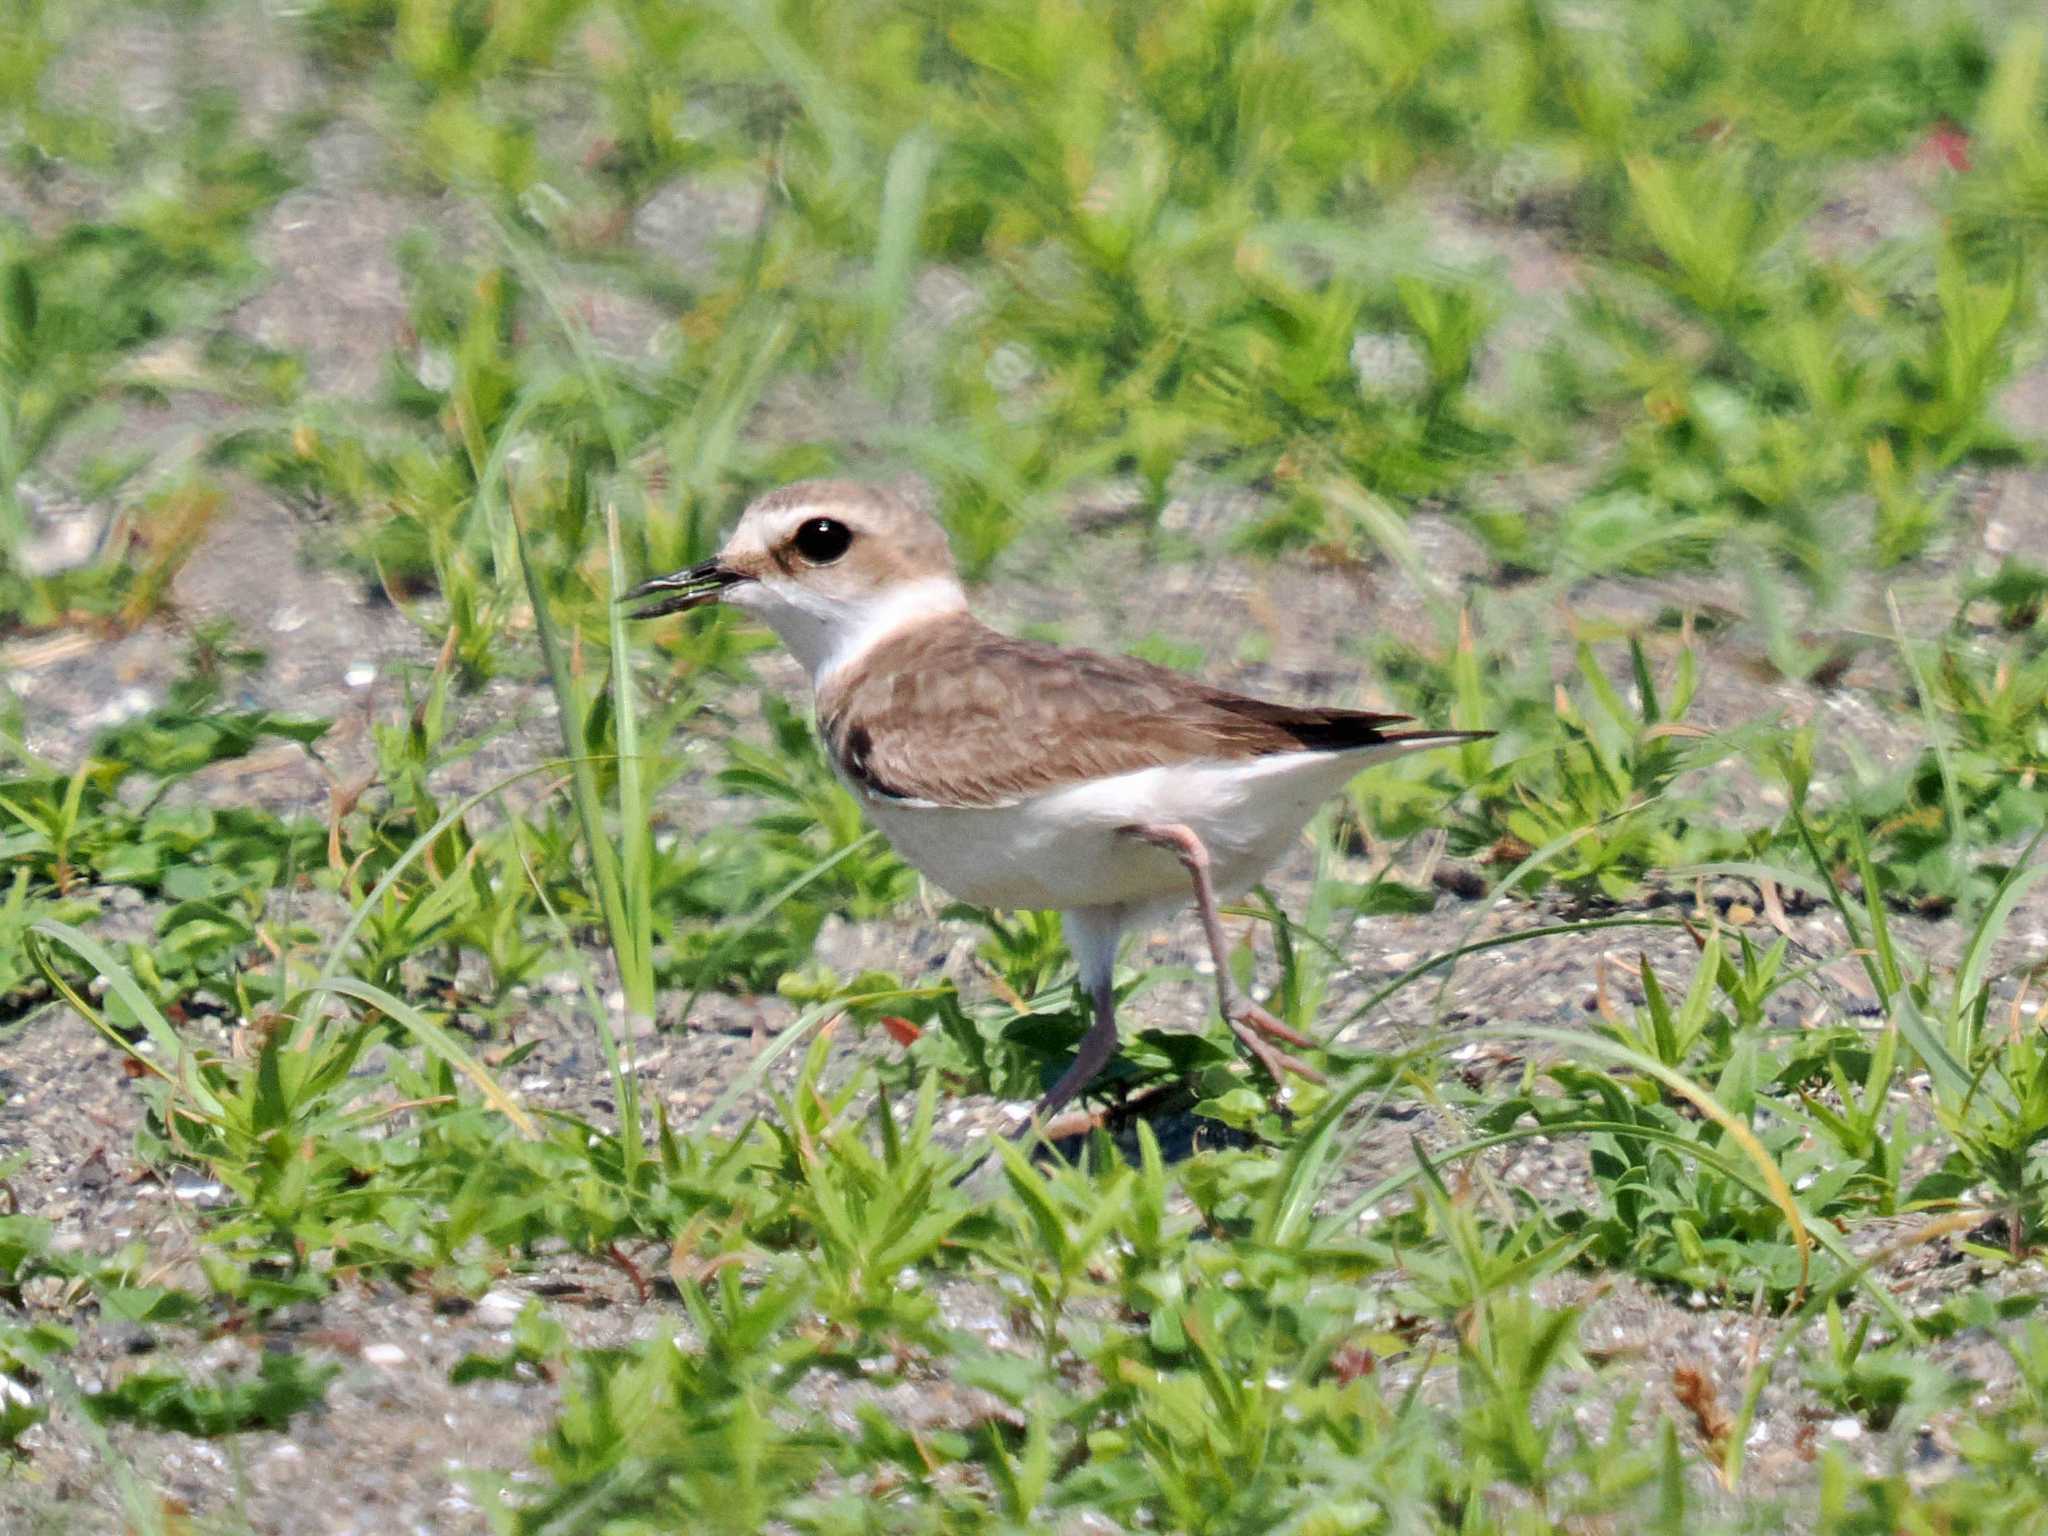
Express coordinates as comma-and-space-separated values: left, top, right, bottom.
6, 10, 2048, 1531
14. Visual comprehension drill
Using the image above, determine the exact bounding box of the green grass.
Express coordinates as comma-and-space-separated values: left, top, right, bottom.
5, 0, 2048, 1529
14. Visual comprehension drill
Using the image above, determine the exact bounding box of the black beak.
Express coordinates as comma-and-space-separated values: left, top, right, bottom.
620, 559, 748, 619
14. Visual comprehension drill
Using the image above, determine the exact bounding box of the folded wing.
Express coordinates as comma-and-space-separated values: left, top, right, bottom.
818, 614, 1439, 809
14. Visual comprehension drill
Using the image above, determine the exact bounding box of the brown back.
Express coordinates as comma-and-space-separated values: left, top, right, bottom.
816, 613, 1414, 807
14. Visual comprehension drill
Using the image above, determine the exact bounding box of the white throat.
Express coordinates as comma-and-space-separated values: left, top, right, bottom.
731, 574, 968, 686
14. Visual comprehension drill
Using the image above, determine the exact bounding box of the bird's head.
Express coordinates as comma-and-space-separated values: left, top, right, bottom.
623, 479, 967, 682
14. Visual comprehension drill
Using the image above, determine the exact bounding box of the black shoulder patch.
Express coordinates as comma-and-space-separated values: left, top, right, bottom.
837, 721, 913, 801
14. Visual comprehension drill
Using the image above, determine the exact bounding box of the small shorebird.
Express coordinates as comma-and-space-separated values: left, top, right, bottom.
628, 481, 1484, 1123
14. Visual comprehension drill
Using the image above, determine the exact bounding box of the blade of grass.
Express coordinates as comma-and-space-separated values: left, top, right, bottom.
491, 218, 634, 471
1721, 1210, 1987, 1486
1311, 1023, 1815, 1294
28, 920, 228, 1123
865, 129, 937, 398
1786, 796, 1894, 1011
1842, 812, 1907, 1000
1312, 1111, 1907, 1338
495, 214, 660, 1020
508, 815, 643, 1178
513, 504, 652, 1014
463, 387, 545, 603
1421, 799, 1678, 1024
1258, 1057, 1398, 1248
312, 762, 560, 989
301, 975, 539, 1139
1342, 915, 1690, 1027
1888, 589, 1968, 878
1664, 860, 1832, 898
605, 496, 655, 1022
1510, 1024, 1813, 1294
674, 829, 884, 1030
698, 982, 949, 1129
1955, 824, 2048, 1029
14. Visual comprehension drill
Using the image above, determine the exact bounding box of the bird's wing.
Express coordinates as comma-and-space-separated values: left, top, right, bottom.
816, 615, 1447, 810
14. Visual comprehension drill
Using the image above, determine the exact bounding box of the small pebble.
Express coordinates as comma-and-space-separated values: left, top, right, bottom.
171, 1172, 226, 1204
362, 1343, 408, 1366
474, 1290, 525, 1329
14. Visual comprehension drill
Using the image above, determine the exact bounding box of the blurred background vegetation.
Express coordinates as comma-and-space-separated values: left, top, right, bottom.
2, 0, 2042, 626
7, 2, 2048, 1531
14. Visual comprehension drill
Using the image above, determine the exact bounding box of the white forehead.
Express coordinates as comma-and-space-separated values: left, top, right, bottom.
735, 498, 858, 547
724, 481, 959, 587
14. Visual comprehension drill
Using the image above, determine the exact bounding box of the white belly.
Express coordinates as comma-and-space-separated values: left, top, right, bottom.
855, 749, 1386, 913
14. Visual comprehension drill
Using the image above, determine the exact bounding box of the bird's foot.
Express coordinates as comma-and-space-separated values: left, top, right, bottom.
1233, 999, 1317, 1051
1225, 1002, 1326, 1087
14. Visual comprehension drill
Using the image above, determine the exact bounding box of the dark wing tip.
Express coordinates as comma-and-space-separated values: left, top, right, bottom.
1210, 697, 1417, 753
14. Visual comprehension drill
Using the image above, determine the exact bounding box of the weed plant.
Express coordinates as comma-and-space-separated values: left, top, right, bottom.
3, 1, 2048, 1531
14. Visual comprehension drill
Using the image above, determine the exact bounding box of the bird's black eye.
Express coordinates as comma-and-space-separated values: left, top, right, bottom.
792, 516, 853, 565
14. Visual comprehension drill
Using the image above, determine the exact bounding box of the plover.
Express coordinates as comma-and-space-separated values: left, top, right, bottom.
628, 480, 1485, 1122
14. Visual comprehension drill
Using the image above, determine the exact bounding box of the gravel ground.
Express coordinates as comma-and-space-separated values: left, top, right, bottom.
9, 467, 2048, 1530
6, 26, 2048, 1530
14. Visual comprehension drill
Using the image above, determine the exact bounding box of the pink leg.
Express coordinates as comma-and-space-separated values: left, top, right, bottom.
1120, 822, 1325, 1088
1032, 973, 1121, 1125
